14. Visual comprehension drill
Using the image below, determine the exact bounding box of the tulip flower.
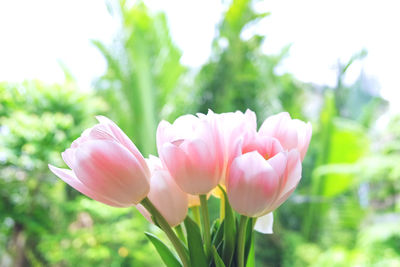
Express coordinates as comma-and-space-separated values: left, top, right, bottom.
156, 111, 224, 195
259, 112, 312, 160
137, 156, 188, 227
226, 134, 302, 217
48, 116, 150, 207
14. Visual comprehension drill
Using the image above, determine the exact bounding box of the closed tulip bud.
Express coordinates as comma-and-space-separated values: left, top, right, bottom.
48, 116, 150, 207
226, 134, 302, 217
157, 111, 224, 195
259, 112, 312, 160
137, 156, 188, 227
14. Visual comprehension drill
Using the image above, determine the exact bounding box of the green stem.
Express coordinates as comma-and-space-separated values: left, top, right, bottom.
141, 197, 190, 267
192, 206, 201, 228
175, 224, 186, 245
199, 194, 211, 260
237, 215, 249, 267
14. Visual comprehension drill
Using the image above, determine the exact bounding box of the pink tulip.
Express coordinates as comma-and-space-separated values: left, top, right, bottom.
157, 111, 224, 195
48, 116, 150, 207
259, 112, 312, 160
226, 133, 302, 217
137, 156, 188, 226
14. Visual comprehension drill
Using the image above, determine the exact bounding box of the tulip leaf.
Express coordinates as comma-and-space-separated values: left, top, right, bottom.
145, 232, 182, 267
212, 220, 224, 249
245, 240, 255, 267
221, 187, 236, 266
210, 219, 220, 241
211, 245, 226, 267
184, 217, 208, 267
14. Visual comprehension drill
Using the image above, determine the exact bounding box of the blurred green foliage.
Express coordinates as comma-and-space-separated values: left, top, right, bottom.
93, 0, 187, 156
0, 81, 161, 266
1, 0, 399, 266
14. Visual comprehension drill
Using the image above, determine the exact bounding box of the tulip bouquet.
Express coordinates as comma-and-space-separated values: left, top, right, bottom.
49, 110, 311, 267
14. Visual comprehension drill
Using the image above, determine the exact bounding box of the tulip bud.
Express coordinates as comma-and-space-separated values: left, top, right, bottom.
137, 156, 188, 227
49, 116, 150, 207
157, 111, 224, 195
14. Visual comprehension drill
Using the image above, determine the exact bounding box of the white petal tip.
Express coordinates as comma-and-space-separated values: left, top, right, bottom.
254, 213, 274, 234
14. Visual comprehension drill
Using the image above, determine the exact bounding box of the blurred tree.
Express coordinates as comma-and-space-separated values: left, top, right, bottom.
195, 0, 308, 120
93, 0, 187, 156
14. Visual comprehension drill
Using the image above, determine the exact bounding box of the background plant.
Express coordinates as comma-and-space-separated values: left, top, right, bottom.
0, 0, 397, 266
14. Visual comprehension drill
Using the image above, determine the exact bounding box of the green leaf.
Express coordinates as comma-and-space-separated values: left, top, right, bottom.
210, 218, 220, 241
211, 245, 226, 267
221, 187, 236, 266
184, 217, 208, 267
245, 239, 255, 267
212, 220, 224, 249
145, 232, 182, 267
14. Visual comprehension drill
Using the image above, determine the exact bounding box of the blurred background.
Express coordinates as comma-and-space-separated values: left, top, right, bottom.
1, 0, 399, 266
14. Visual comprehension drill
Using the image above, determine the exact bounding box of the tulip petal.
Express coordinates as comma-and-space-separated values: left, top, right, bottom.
73, 140, 150, 205
148, 170, 188, 226
259, 112, 291, 137
259, 112, 298, 151
48, 164, 123, 207
267, 152, 287, 178
281, 149, 302, 196
156, 120, 173, 151
61, 148, 76, 169
293, 120, 312, 160
71, 128, 91, 148
136, 204, 153, 224
254, 212, 274, 234
96, 116, 149, 177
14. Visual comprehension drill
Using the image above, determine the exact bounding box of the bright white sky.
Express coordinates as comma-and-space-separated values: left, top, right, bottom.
0, 0, 399, 111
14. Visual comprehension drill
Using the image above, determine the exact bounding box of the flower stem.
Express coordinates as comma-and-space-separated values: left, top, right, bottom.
192, 206, 201, 228
237, 215, 249, 267
141, 197, 190, 267
199, 194, 211, 260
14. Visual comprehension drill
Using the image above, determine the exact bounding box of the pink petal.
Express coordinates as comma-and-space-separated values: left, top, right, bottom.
267, 152, 287, 178
160, 143, 191, 192
73, 140, 150, 205
293, 120, 312, 160
181, 139, 221, 194
259, 112, 291, 137
136, 204, 153, 224
259, 112, 298, 150
147, 170, 188, 226
61, 148, 76, 169
95, 116, 149, 177
48, 164, 123, 207
280, 149, 302, 197
156, 120, 173, 152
